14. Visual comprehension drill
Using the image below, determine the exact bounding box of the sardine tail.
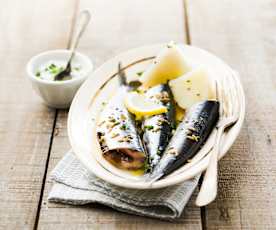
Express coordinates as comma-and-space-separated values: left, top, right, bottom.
118, 62, 127, 86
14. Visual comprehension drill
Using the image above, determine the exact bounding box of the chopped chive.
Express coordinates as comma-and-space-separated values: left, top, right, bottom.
136, 71, 144, 77
50, 69, 59, 74
171, 123, 177, 129
144, 125, 154, 130
120, 124, 128, 130
144, 161, 150, 172
49, 63, 56, 69
35, 71, 40, 77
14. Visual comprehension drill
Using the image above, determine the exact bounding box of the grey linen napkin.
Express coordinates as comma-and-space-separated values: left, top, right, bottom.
48, 150, 200, 220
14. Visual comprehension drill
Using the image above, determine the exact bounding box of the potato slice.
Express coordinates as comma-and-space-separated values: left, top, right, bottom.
169, 68, 215, 109
140, 42, 191, 87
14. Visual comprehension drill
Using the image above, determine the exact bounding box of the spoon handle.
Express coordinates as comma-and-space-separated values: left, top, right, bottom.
67, 10, 91, 65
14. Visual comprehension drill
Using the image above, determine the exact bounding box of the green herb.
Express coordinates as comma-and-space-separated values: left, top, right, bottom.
74, 67, 80, 71
50, 69, 59, 75
50, 66, 63, 75
144, 125, 154, 130
171, 123, 177, 130
49, 63, 57, 69
35, 71, 41, 77
44, 63, 64, 76
144, 161, 150, 172
120, 124, 128, 130
129, 81, 142, 89
102, 102, 107, 106
108, 117, 116, 122
136, 71, 144, 77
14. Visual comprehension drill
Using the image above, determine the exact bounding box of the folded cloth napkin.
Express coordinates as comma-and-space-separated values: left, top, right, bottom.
48, 150, 200, 220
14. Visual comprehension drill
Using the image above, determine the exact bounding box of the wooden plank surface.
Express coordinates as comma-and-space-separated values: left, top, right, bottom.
2, 0, 274, 229
186, 0, 276, 229
0, 0, 76, 229
37, 0, 203, 229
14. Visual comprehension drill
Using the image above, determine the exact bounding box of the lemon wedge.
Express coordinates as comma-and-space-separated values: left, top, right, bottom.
124, 92, 167, 119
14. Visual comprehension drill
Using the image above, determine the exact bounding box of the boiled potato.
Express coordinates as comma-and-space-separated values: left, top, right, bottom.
140, 42, 191, 87
169, 68, 215, 109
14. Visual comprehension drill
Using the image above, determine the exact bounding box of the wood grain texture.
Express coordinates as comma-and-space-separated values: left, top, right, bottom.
186, 0, 276, 229
0, 0, 76, 229
37, 0, 203, 229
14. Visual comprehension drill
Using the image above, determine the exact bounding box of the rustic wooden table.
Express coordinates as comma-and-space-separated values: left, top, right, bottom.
0, 0, 275, 229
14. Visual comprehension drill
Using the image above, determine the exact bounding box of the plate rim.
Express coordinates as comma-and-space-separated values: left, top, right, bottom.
68, 43, 245, 189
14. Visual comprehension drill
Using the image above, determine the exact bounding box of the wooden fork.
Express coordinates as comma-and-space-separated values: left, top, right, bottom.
195, 70, 241, 207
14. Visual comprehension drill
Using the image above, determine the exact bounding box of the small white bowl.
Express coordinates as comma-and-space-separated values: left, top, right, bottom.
26, 49, 93, 109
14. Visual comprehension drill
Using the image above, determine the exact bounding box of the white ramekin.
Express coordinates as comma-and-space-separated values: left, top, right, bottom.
26, 49, 93, 109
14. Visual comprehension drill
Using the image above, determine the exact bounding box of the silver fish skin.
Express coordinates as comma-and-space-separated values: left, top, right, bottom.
96, 84, 146, 170
148, 100, 219, 181
142, 84, 175, 172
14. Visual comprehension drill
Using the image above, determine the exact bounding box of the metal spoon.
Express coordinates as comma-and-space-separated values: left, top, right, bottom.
54, 10, 91, 81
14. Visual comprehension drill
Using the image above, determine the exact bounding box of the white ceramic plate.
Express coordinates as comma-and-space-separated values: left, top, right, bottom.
68, 43, 245, 189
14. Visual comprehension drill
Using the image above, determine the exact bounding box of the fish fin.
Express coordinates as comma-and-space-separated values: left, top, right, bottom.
118, 62, 127, 86
144, 172, 164, 183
